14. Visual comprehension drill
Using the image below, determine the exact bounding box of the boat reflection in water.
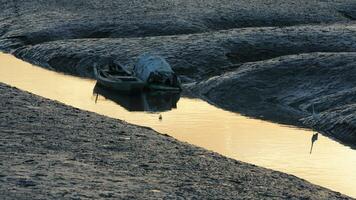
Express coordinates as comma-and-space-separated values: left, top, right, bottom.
93, 83, 181, 112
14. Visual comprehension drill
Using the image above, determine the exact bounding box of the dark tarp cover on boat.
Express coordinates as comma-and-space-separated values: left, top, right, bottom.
133, 54, 181, 88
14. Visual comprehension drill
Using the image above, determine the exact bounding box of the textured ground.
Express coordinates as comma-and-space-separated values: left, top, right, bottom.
0, 83, 353, 199
1, 0, 355, 41
1, 1, 356, 198
0, 0, 356, 154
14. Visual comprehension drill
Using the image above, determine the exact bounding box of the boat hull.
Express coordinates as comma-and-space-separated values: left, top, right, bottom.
94, 66, 145, 93
148, 84, 181, 91
97, 80, 145, 92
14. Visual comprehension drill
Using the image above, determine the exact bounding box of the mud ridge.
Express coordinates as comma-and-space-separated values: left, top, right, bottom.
1, 0, 356, 45
4, 24, 356, 82
187, 52, 356, 145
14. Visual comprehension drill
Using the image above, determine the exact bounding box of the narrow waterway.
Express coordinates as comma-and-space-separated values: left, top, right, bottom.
1, 53, 356, 197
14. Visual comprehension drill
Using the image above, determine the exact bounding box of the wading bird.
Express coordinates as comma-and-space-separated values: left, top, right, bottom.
310, 104, 319, 154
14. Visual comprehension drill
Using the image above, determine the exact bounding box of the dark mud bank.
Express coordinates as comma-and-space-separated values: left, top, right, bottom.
187, 53, 356, 145
1, 0, 356, 146
0, 83, 353, 199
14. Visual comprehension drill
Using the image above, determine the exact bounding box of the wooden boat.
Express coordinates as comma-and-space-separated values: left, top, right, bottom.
94, 65, 145, 92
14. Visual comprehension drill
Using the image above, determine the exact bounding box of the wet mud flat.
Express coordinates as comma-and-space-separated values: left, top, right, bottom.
0, 83, 352, 199
1, 0, 356, 146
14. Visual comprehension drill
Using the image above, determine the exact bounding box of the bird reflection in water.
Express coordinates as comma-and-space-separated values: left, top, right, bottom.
92, 83, 181, 113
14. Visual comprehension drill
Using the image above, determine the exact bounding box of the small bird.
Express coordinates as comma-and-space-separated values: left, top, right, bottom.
310, 133, 319, 154
159, 114, 162, 121
309, 103, 319, 154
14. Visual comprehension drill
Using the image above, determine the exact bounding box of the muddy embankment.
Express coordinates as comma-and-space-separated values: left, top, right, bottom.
1, 0, 356, 145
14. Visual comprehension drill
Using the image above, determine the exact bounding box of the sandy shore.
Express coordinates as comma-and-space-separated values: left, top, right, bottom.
0, 83, 353, 199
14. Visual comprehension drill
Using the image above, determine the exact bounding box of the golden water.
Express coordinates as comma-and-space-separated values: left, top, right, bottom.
1, 53, 356, 197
